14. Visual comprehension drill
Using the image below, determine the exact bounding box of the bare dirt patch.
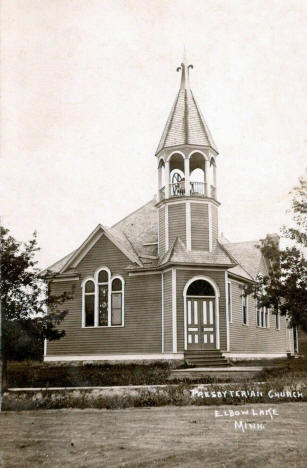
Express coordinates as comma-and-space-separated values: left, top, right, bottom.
0, 403, 306, 467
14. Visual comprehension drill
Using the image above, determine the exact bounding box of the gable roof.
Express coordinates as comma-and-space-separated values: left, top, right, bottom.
41, 224, 143, 276
40, 250, 76, 277
156, 60, 218, 155
222, 240, 268, 281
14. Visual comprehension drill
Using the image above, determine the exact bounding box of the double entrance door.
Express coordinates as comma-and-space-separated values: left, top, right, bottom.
186, 297, 216, 350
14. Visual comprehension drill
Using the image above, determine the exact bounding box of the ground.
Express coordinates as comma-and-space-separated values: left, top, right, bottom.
0, 403, 306, 467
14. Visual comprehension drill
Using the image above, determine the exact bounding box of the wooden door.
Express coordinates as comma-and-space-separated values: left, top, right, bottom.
186, 298, 216, 350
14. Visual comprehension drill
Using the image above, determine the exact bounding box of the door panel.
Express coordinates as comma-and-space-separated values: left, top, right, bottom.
187, 298, 216, 350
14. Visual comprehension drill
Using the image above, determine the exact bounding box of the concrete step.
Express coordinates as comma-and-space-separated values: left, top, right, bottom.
185, 354, 222, 359
186, 362, 229, 368
185, 350, 222, 355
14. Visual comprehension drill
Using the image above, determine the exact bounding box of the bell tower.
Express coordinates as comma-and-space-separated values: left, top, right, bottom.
156, 55, 219, 256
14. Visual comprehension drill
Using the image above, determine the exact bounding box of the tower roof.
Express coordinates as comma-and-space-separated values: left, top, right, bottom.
156, 55, 218, 155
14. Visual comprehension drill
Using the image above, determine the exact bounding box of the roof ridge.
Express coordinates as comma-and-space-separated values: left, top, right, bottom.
216, 240, 239, 266
225, 239, 261, 246
222, 242, 255, 281
191, 90, 218, 153
156, 92, 180, 155
112, 199, 155, 228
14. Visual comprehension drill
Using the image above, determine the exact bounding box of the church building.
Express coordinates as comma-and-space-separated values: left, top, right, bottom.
42, 58, 296, 365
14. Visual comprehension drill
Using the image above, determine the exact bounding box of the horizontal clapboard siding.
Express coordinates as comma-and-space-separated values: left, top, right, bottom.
159, 207, 165, 255
47, 235, 162, 356
229, 279, 289, 353
168, 203, 186, 246
211, 205, 218, 247
191, 203, 209, 251
163, 271, 173, 352
176, 269, 227, 352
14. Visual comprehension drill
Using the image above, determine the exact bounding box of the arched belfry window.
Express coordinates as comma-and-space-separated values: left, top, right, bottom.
187, 280, 215, 296
189, 152, 207, 196
82, 267, 124, 328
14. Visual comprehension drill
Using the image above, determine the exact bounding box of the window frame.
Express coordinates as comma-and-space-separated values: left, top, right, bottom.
95, 267, 111, 327
110, 276, 125, 327
227, 281, 232, 323
81, 267, 125, 328
241, 291, 248, 326
275, 310, 280, 330
257, 305, 270, 329
82, 279, 95, 328
256, 300, 261, 327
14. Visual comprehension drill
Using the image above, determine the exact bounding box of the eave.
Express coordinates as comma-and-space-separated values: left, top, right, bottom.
127, 261, 237, 274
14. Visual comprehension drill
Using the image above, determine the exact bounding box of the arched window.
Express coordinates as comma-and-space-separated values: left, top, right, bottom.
82, 268, 124, 328
97, 268, 109, 326
84, 280, 95, 327
187, 279, 215, 296
111, 277, 124, 326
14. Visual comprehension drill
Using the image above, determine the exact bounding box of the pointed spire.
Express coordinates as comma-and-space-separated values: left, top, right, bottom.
177, 47, 193, 90
156, 55, 218, 155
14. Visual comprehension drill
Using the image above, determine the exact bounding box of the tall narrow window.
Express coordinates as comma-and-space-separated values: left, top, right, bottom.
261, 307, 265, 327
275, 311, 280, 330
98, 269, 109, 326
256, 300, 261, 327
111, 278, 123, 326
265, 308, 269, 328
84, 280, 95, 327
227, 282, 232, 322
242, 293, 248, 325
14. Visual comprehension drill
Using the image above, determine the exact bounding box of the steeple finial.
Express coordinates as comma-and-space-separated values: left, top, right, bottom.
177, 48, 193, 90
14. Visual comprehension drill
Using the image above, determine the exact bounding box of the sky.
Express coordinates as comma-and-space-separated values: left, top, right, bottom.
1, 0, 306, 269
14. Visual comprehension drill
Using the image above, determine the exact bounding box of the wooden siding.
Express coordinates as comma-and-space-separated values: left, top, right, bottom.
159, 207, 165, 255
211, 205, 218, 247
229, 279, 289, 353
168, 203, 186, 246
191, 203, 209, 251
163, 271, 173, 353
176, 269, 227, 352
47, 235, 162, 356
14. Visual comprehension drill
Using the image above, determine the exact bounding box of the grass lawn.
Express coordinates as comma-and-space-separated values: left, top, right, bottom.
0, 403, 306, 467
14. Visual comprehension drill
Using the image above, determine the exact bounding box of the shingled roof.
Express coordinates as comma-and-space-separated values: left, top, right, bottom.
222, 240, 268, 281
42, 199, 268, 282
156, 58, 218, 155
159, 237, 235, 267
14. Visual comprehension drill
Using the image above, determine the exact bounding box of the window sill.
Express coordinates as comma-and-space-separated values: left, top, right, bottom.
242, 323, 249, 327
82, 325, 124, 329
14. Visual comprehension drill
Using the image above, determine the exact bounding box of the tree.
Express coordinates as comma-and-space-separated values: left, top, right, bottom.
249, 173, 307, 332
0, 226, 71, 390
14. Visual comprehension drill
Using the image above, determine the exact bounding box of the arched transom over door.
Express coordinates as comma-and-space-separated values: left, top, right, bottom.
186, 279, 217, 350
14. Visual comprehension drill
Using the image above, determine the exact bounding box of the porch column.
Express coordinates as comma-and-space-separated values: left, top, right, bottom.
157, 164, 162, 202
184, 158, 190, 196
204, 158, 209, 197
172, 268, 177, 353
165, 161, 170, 199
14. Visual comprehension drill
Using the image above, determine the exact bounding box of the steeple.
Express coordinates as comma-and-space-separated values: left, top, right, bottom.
177, 48, 193, 90
156, 55, 218, 155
